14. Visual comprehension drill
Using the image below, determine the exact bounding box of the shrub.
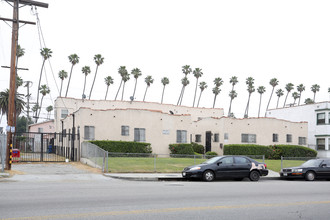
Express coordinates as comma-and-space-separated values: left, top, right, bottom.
224, 144, 272, 158
273, 145, 317, 158
90, 140, 152, 153
205, 151, 218, 156
169, 144, 194, 155
192, 142, 205, 154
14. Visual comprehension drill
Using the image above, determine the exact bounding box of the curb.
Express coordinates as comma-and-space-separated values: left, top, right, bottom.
0, 173, 10, 178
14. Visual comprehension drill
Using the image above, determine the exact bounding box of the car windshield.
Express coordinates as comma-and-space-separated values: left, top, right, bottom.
301, 159, 322, 167
202, 156, 223, 164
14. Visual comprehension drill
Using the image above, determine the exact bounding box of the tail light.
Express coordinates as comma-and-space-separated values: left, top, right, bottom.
264, 163, 267, 168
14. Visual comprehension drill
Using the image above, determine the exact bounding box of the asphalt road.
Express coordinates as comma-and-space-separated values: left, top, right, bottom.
1, 175, 330, 220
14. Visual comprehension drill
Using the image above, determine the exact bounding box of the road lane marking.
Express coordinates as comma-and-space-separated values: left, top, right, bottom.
3, 200, 330, 220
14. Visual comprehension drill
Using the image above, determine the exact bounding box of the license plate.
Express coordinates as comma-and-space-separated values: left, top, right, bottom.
182, 172, 186, 177
284, 173, 287, 176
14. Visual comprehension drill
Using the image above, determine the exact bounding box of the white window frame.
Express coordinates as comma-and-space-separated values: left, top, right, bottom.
134, 128, 146, 142
241, 134, 256, 143
84, 126, 95, 140
121, 125, 129, 136
176, 130, 187, 143
61, 109, 69, 119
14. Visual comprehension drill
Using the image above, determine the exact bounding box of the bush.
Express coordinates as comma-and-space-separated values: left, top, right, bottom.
90, 140, 152, 153
273, 145, 317, 158
192, 142, 205, 154
205, 151, 218, 156
169, 144, 194, 155
224, 144, 272, 158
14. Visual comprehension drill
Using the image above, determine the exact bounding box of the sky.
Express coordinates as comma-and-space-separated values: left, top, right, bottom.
1, 0, 330, 129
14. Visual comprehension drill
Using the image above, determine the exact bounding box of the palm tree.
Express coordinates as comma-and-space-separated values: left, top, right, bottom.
292, 92, 300, 105
0, 89, 25, 122
228, 90, 237, 117
244, 77, 255, 118
197, 81, 207, 107
275, 89, 284, 108
115, 66, 128, 100
212, 86, 221, 108
16, 75, 23, 90
228, 76, 238, 116
58, 70, 68, 97
131, 68, 142, 100
257, 86, 266, 117
46, 105, 53, 119
143, 75, 154, 101
16, 45, 25, 88
81, 66, 91, 99
65, 54, 80, 97
283, 83, 294, 107
36, 85, 50, 122
311, 84, 320, 102
121, 73, 130, 101
192, 68, 203, 107
36, 48, 52, 119
179, 77, 190, 105
104, 76, 114, 100
177, 65, 192, 105
305, 98, 314, 104
297, 84, 305, 105
214, 77, 224, 87
89, 54, 104, 100
265, 78, 279, 116
160, 77, 169, 104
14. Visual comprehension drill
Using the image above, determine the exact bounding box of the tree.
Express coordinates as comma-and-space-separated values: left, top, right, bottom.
0, 89, 25, 122
197, 81, 207, 107
160, 77, 169, 104
228, 76, 238, 116
35, 48, 52, 119
311, 84, 320, 102
297, 84, 305, 105
16, 45, 25, 90
143, 75, 154, 101
265, 78, 279, 116
292, 92, 300, 105
283, 83, 294, 107
212, 86, 221, 108
46, 105, 53, 119
82, 66, 91, 99
214, 77, 223, 87
257, 86, 266, 117
131, 68, 142, 100
177, 65, 192, 105
58, 70, 68, 97
66, 54, 80, 97
305, 98, 314, 104
89, 54, 104, 100
179, 77, 190, 105
121, 73, 130, 101
192, 68, 203, 107
36, 85, 50, 122
104, 76, 114, 100
275, 89, 284, 108
244, 77, 255, 118
16, 75, 23, 90
115, 66, 128, 100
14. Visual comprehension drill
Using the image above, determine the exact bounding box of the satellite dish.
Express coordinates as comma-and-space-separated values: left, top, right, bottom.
130, 96, 134, 101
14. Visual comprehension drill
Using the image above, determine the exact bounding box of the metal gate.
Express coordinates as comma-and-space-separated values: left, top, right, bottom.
12, 132, 80, 162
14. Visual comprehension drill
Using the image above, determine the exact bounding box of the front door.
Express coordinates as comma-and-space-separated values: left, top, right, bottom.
205, 131, 212, 152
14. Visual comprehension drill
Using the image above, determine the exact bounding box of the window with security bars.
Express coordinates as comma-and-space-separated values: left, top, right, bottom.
214, 133, 219, 142
121, 126, 129, 136
195, 134, 202, 142
134, 128, 146, 142
298, 137, 306, 145
241, 134, 256, 143
317, 138, 325, 150
286, 134, 292, 143
272, 133, 278, 142
176, 130, 187, 143
84, 126, 95, 140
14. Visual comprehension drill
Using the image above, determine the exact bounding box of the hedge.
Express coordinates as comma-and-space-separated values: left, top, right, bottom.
224, 144, 317, 159
169, 144, 194, 155
89, 140, 152, 153
192, 143, 205, 154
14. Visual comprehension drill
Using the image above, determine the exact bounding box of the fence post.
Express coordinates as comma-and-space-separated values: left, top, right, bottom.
281, 156, 283, 170
154, 154, 156, 172
194, 155, 196, 165
102, 151, 105, 173
263, 155, 265, 163
106, 151, 109, 173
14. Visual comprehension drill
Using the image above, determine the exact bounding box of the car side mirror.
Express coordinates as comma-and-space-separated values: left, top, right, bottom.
217, 161, 222, 166
321, 164, 327, 168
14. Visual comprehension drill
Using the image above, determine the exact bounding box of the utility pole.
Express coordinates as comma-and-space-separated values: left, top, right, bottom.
1, 0, 48, 170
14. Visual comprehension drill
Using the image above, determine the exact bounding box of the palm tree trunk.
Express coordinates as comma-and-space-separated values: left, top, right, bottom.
213, 94, 217, 108
193, 79, 199, 107
132, 79, 138, 99
265, 88, 275, 117
82, 75, 87, 99
60, 80, 63, 97
35, 60, 45, 118
177, 86, 184, 105
65, 64, 74, 97
180, 86, 186, 105
298, 92, 302, 105
244, 94, 251, 117
89, 65, 99, 100
258, 94, 262, 117
105, 85, 109, 100
283, 92, 289, 107
276, 97, 280, 108
121, 82, 126, 101
197, 91, 203, 107
161, 85, 165, 104
37, 95, 44, 123
143, 86, 149, 102
313, 93, 316, 102
115, 80, 123, 100
228, 98, 233, 116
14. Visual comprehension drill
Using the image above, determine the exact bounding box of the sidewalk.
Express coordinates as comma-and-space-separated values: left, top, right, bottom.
104, 169, 281, 181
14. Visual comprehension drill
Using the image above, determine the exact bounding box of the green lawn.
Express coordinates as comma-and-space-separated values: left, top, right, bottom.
103, 157, 307, 173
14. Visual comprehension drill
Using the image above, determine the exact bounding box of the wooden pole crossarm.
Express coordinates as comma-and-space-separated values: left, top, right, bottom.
0, 17, 36, 25
6, 0, 49, 8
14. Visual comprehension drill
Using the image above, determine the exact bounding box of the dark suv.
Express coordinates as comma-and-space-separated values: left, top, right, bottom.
182, 156, 268, 181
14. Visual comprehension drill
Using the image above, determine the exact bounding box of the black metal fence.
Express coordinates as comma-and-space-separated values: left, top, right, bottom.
12, 132, 80, 163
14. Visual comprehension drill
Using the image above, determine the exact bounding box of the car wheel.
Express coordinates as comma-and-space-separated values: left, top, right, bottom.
249, 170, 260, 181
203, 170, 215, 182
305, 171, 316, 181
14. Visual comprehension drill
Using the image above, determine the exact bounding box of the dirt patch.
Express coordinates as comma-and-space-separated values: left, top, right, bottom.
71, 162, 102, 174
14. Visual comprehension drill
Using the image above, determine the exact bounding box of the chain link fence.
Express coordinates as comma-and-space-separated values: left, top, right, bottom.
281, 156, 318, 170
81, 142, 108, 172
0, 134, 7, 172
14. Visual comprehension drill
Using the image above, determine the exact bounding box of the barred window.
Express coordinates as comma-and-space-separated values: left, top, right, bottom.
84, 126, 95, 140
241, 134, 256, 143
176, 130, 187, 143
134, 128, 146, 142
214, 133, 219, 142
317, 138, 325, 150
121, 126, 129, 136
195, 134, 202, 143
298, 137, 306, 145
224, 133, 229, 141
286, 134, 292, 143
273, 133, 279, 142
